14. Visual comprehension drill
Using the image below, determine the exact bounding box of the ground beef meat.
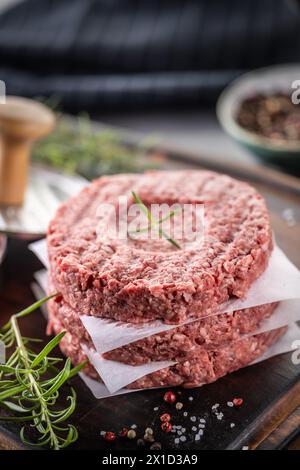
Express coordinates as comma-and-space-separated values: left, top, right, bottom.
54, 320, 286, 389
48, 297, 278, 365
47, 170, 273, 324
129, 327, 286, 389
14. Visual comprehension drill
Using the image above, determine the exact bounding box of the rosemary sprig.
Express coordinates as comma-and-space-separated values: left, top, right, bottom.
32, 114, 158, 179
130, 191, 181, 249
0, 295, 86, 450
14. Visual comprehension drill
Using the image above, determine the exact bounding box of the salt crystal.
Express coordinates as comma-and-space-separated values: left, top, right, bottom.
242, 446, 249, 450
188, 396, 194, 401
195, 435, 201, 441
100, 431, 106, 436
227, 401, 234, 407
199, 418, 206, 423
192, 426, 197, 432
153, 407, 159, 411
230, 423, 235, 428
180, 436, 187, 442
190, 416, 196, 422
131, 424, 137, 429
199, 424, 205, 429
174, 438, 180, 444
183, 412, 188, 417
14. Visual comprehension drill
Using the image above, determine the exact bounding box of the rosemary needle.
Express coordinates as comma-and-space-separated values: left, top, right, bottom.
0, 294, 86, 450
131, 191, 181, 249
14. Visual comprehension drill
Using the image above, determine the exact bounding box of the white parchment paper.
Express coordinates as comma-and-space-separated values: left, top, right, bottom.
31, 268, 300, 394
79, 322, 300, 399
82, 345, 176, 393
29, 240, 300, 356
30, 240, 300, 395
29, 239, 49, 269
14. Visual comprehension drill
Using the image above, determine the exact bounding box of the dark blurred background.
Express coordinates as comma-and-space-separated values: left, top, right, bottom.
0, 0, 300, 166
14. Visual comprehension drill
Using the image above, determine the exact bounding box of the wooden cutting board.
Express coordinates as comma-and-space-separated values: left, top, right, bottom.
0, 142, 300, 451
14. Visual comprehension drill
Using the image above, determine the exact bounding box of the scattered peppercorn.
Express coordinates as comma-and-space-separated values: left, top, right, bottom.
145, 427, 154, 435
137, 438, 145, 447
163, 390, 176, 404
104, 431, 116, 442
150, 442, 162, 450
236, 92, 300, 142
175, 402, 183, 410
233, 398, 243, 407
144, 433, 155, 443
119, 427, 128, 437
160, 413, 171, 423
161, 422, 172, 433
127, 429, 136, 439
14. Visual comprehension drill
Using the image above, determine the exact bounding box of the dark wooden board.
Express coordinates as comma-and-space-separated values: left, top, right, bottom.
0, 143, 300, 451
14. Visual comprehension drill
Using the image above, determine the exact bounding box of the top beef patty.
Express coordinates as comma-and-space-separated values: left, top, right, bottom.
48, 170, 273, 324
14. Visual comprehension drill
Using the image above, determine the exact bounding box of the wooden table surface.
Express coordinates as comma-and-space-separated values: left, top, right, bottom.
0, 146, 300, 450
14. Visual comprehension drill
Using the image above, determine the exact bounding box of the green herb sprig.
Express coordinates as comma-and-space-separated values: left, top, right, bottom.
130, 191, 181, 249
32, 114, 158, 179
0, 295, 86, 450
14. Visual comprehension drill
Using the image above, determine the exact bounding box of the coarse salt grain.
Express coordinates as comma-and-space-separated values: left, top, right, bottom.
176, 402, 184, 410
192, 426, 197, 432
195, 435, 201, 441
230, 423, 235, 428
180, 436, 187, 442
174, 438, 180, 444
199, 418, 206, 423
190, 416, 196, 422
188, 397, 194, 401
227, 401, 234, 407
153, 407, 159, 411
183, 412, 188, 417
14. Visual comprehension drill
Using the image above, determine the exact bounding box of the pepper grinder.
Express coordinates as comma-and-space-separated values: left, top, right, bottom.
0, 96, 55, 206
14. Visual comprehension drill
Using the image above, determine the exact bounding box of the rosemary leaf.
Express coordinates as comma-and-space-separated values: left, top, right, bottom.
130, 191, 181, 249
0, 295, 85, 450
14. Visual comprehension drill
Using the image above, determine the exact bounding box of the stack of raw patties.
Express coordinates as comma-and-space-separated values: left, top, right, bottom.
47, 170, 287, 391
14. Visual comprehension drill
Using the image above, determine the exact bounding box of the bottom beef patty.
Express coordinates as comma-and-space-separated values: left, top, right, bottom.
52, 316, 286, 389
48, 298, 278, 365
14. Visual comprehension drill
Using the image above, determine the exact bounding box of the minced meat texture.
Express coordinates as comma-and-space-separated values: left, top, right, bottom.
48, 297, 278, 365
48, 170, 273, 324
52, 318, 286, 389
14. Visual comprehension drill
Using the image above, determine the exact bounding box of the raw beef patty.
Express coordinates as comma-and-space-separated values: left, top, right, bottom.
48, 298, 278, 365
48, 171, 273, 324
52, 319, 286, 389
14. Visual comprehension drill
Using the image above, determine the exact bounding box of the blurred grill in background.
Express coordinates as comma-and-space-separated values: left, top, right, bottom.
0, 0, 300, 175
0, 0, 299, 111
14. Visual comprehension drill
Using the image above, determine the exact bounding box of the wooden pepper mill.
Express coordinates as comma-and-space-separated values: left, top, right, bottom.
0, 96, 55, 206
